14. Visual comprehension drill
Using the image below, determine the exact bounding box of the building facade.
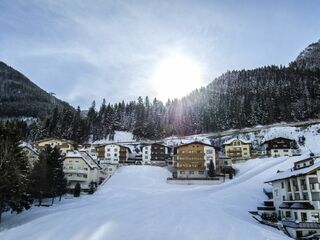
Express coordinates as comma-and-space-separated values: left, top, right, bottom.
175, 141, 216, 179
63, 151, 105, 192
20, 142, 39, 168
223, 138, 251, 159
33, 138, 75, 155
262, 137, 296, 157
142, 143, 169, 165
263, 155, 320, 238
96, 143, 130, 164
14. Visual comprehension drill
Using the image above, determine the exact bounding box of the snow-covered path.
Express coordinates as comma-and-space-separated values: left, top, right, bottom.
0, 157, 298, 240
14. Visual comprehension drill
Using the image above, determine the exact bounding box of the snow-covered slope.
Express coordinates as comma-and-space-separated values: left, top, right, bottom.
0, 159, 300, 240
165, 123, 320, 154
92, 131, 135, 144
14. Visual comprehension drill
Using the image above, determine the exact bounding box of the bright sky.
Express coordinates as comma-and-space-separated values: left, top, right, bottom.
0, 0, 320, 108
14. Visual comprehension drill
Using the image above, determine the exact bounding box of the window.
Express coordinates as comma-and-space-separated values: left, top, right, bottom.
206, 150, 213, 154
109, 168, 112, 171
285, 211, 291, 218
83, 174, 87, 178
180, 171, 185, 174
281, 182, 284, 188
294, 212, 298, 220
107, 148, 110, 152
145, 156, 148, 159
301, 212, 307, 222
69, 166, 73, 169
114, 153, 118, 157
189, 171, 194, 174
243, 148, 247, 150
84, 168, 88, 170
284, 150, 288, 152
274, 150, 278, 152
145, 151, 148, 154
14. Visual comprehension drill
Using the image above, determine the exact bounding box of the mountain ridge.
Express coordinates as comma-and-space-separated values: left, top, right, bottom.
0, 61, 74, 118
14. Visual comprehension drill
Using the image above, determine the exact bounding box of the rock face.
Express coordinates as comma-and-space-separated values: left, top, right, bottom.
0, 61, 73, 118
294, 40, 320, 70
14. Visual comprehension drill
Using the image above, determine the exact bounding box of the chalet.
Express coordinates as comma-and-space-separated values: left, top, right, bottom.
261, 137, 296, 157
33, 138, 75, 155
175, 141, 216, 179
262, 154, 320, 238
223, 138, 251, 159
20, 142, 39, 168
142, 143, 170, 165
63, 150, 106, 192
96, 143, 131, 164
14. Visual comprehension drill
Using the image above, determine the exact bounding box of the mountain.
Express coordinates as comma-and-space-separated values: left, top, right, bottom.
2, 40, 320, 142
0, 61, 74, 118
294, 40, 320, 70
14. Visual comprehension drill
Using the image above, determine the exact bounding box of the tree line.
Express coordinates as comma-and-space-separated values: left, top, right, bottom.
0, 121, 67, 223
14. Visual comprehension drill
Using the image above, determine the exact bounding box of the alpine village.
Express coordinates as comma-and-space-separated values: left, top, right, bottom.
2, 5, 320, 240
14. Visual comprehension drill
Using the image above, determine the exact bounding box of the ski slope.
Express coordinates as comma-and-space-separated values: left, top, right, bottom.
0, 157, 300, 240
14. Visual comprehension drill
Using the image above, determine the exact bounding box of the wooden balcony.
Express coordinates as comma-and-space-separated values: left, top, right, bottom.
176, 159, 205, 170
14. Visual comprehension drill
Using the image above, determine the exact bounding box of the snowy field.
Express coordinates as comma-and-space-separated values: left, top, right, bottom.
0, 156, 304, 240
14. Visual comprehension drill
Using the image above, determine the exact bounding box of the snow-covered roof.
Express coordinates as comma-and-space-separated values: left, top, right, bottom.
265, 155, 320, 183
65, 150, 101, 169
19, 141, 39, 155
176, 141, 214, 148
222, 138, 251, 145
33, 137, 74, 144
261, 137, 295, 145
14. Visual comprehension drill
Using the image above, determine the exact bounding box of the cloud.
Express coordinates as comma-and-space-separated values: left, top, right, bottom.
0, 0, 320, 108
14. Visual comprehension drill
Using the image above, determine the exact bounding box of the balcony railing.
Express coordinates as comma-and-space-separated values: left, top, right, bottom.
282, 220, 320, 229
66, 176, 88, 182
64, 169, 88, 174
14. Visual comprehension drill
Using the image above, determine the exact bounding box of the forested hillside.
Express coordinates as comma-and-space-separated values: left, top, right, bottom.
2, 40, 320, 143
0, 61, 74, 118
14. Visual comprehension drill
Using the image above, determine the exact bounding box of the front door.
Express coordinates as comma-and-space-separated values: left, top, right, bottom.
296, 230, 303, 238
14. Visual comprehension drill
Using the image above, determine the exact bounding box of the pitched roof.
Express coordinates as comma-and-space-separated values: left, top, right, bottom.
96, 143, 131, 151
261, 137, 295, 145
33, 137, 74, 144
65, 150, 101, 169
222, 138, 251, 145
176, 141, 214, 149
19, 142, 39, 155
265, 155, 320, 183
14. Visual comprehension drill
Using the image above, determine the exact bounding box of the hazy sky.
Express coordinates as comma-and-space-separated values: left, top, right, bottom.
0, 0, 320, 108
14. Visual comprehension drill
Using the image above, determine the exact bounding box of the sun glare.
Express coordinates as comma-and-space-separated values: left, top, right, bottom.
151, 54, 204, 101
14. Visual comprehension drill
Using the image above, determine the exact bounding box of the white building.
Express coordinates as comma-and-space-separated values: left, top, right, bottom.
261, 137, 296, 157
19, 142, 39, 168
63, 151, 106, 192
223, 138, 251, 159
263, 154, 320, 238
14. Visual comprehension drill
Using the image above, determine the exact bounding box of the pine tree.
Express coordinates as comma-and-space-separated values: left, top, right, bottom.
74, 183, 81, 197
30, 145, 67, 205
207, 160, 215, 178
49, 146, 66, 204
0, 121, 32, 224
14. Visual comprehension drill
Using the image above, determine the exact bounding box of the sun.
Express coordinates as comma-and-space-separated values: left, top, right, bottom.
151, 54, 204, 101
